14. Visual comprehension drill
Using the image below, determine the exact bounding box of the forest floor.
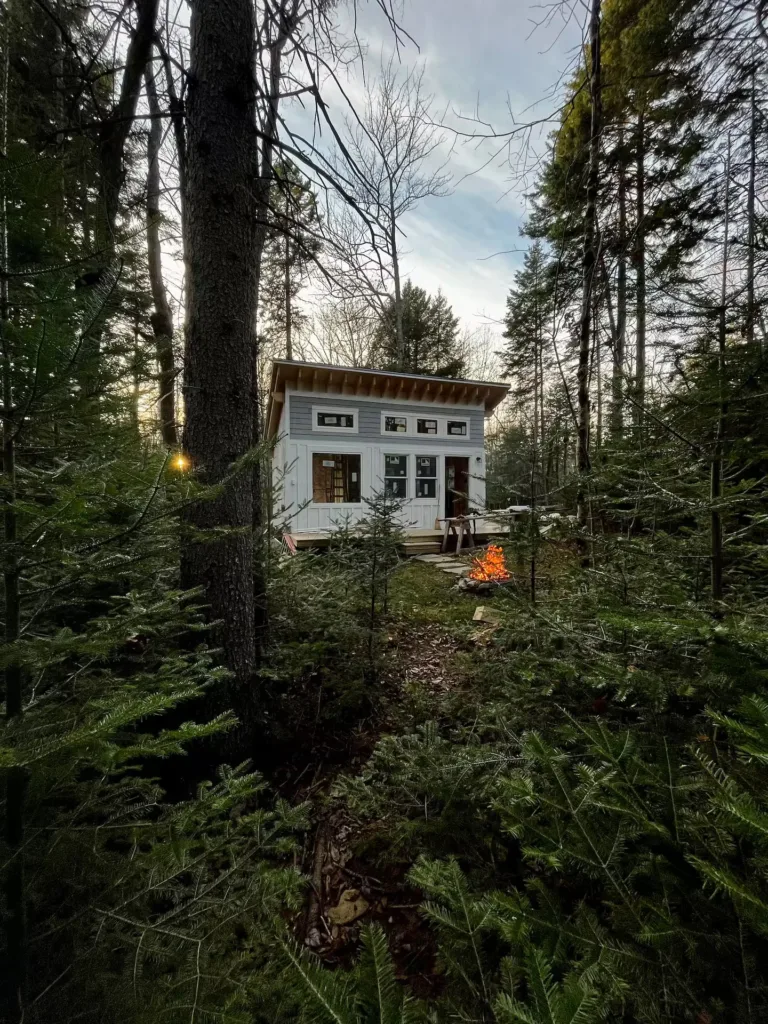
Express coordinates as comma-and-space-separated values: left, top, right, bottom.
291, 547, 572, 992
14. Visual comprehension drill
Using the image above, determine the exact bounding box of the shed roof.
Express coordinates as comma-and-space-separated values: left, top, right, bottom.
265, 359, 509, 438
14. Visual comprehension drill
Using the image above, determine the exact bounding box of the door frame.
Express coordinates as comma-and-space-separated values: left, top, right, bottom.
444, 455, 470, 518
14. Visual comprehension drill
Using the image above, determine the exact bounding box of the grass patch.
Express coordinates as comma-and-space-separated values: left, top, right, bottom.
388, 560, 500, 629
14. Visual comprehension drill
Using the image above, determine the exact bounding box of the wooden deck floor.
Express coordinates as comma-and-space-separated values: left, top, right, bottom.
289, 520, 511, 552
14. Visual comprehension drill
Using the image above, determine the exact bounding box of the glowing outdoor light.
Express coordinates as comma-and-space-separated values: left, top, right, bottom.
172, 451, 190, 472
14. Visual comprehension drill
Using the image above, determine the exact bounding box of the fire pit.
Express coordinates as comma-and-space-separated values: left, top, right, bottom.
457, 543, 512, 594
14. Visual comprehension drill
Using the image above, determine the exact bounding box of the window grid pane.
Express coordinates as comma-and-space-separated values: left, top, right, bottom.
447, 420, 467, 436
415, 455, 436, 499
384, 454, 408, 499
384, 416, 408, 433
317, 411, 354, 429
384, 455, 408, 477
385, 478, 407, 498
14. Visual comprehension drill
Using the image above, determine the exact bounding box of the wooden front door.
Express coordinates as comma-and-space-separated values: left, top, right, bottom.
444, 456, 469, 518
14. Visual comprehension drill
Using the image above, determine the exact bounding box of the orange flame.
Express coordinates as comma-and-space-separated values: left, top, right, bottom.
469, 543, 510, 583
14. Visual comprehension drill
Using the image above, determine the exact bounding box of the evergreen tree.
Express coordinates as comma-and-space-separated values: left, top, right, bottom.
374, 280, 464, 377
501, 242, 555, 499
259, 160, 322, 361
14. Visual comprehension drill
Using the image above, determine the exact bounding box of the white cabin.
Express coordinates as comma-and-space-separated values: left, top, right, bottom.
266, 360, 509, 542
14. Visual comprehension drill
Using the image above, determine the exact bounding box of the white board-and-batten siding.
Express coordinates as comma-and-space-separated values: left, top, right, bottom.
274, 387, 487, 535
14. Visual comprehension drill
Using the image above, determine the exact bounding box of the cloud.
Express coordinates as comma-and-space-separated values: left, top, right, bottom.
321, 0, 583, 328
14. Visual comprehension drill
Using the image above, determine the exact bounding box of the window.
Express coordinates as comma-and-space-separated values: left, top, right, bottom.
312, 407, 358, 433
318, 412, 353, 429
384, 454, 408, 498
415, 456, 437, 499
447, 420, 468, 436
380, 413, 471, 438
312, 453, 361, 503
384, 415, 408, 433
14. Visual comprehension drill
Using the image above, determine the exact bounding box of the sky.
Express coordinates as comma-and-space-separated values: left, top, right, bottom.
324, 0, 585, 333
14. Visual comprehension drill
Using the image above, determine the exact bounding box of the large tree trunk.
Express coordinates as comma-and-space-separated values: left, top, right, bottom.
576, 0, 602, 530
181, 0, 258, 735
634, 111, 646, 427
145, 61, 178, 447
1, 13, 27, 1018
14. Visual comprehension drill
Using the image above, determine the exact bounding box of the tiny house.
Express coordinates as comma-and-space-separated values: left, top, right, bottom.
266, 359, 509, 542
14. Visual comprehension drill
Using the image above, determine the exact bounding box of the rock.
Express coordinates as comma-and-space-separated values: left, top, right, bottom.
327, 889, 369, 926
458, 576, 493, 594
473, 606, 502, 624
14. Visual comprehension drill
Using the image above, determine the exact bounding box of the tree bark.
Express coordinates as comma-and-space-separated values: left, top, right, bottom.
99, 0, 159, 240
181, 0, 258, 734
746, 74, 757, 347
595, 299, 602, 452
251, 0, 299, 647
612, 125, 627, 436
1, 13, 27, 1017
145, 61, 178, 447
390, 185, 405, 370
284, 189, 293, 360
634, 111, 646, 427
711, 136, 731, 608
576, 0, 602, 530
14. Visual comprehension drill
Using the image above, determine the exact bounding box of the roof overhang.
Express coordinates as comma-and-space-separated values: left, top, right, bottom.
265, 360, 510, 439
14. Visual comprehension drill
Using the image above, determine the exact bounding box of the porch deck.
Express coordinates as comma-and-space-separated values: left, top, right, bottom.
287, 515, 523, 554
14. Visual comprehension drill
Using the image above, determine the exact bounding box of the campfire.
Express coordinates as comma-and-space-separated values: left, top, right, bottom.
458, 543, 511, 593
468, 544, 510, 583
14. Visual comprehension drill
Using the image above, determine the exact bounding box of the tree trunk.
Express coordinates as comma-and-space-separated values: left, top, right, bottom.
595, 299, 602, 452
576, 0, 602, 530
634, 111, 646, 427
746, 74, 757, 347
181, 0, 258, 736
390, 186, 405, 370
612, 126, 627, 436
539, 337, 547, 501
145, 61, 178, 447
99, 0, 159, 240
1, 13, 27, 1016
711, 136, 731, 608
251, 0, 298, 647
284, 200, 292, 360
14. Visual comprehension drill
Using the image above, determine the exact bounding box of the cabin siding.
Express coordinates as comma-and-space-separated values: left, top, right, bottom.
288, 393, 484, 446
275, 384, 494, 537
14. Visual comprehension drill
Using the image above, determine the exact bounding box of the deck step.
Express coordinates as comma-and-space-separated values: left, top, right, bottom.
400, 541, 442, 556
